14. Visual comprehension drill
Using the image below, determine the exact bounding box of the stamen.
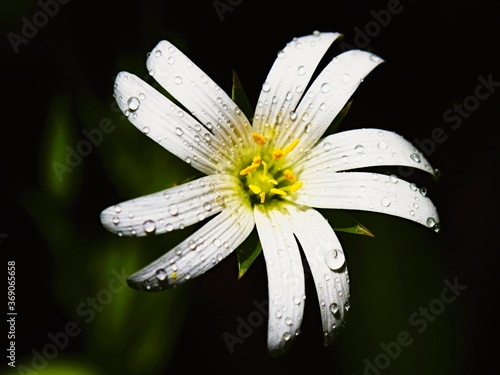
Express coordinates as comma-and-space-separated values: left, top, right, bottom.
272, 148, 284, 160
268, 178, 278, 185
283, 139, 300, 154
270, 188, 287, 196
284, 169, 296, 181
259, 192, 266, 203
252, 132, 267, 146
248, 184, 262, 194
290, 181, 303, 193
240, 164, 259, 175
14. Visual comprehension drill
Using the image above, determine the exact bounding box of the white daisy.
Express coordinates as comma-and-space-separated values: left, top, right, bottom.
101, 31, 439, 356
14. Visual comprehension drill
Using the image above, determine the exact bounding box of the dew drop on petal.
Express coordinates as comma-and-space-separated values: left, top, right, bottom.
381, 197, 391, 207
297, 65, 306, 75
323, 142, 332, 151
410, 153, 421, 163
321, 83, 331, 93
143, 220, 156, 234
378, 141, 388, 150
262, 82, 271, 92
156, 269, 167, 281
330, 303, 340, 316
341, 73, 351, 83
174, 76, 183, 85
169, 205, 179, 216
283, 332, 291, 341
154, 50, 162, 57
127, 97, 140, 111
324, 249, 345, 270
354, 144, 364, 153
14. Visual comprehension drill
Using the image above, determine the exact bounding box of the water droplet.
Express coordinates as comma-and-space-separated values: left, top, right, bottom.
167, 56, 175, 64
142, 126, 150, 134
174, 76, 183, 85
283, 332, 291, 341
276, 310, 283, 318
293, 296, 301, 305
426, 217, 440, 232
409, 183, 418, 191
381, 197, 391, 207
166, 223, 173, 232
169, 205, 179, 216
154, 50, 162, 57
297, 65, 306, 75
285, 317, 293, 326
112, 216, 120, 225
127, 97, 140, 111
305, 123, 312, 133
330, 303, 340, 316
323, 142, 332, 151
389, 174, 398, 183
354, 144, 364, 153
285, 91, 293, 100
419, 187, 427, 197
203, 202, 212, 212
114, 205, 122, 213
378, 141, 388, 150
156, 269, 167, 280
213, 238, 222, 247
321, 83, 331, 93
410, 153, 421, 163
143, 220, 156, 234
175, 127, 183, 136
197, 213, 205, 221
262, 82, 271, 92
324, 249, 345, 270
345, 301, 351, 311
341, 73, 351, 83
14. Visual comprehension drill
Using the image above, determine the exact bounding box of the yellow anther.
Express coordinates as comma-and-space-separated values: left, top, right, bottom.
270, 188, 287, 196
248, 184, 262, 194
252, 132, 267, 146
240, 163, 259, 176
252, 156, 262, 165
283, 139, 300, 154
259, 192, 266, 203
284, 169, 296, 181
268, 178, 278, 185
171, 271, 178, 280
290, 181, 303, 193
272, 148, 284, 159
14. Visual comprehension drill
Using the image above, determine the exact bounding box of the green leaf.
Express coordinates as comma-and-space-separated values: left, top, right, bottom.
326, 209, 375, 237
327, 100, 353, 135
232, 70, 254, 122
237, 240, 262, 280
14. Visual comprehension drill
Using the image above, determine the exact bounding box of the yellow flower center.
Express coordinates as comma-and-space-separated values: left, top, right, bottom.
239, 132, 303, 205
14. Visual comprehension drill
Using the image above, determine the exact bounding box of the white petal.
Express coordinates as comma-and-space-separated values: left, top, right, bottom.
285, 50, 383, 162
254, 205, 305, 356
294, 171, 440, 231
296, 128, 437, 176
127, 201, 254, 291
114, 72, 233, 174
147, 41, 252, 152
100, 174, 241, 236
287, 205, 349, 345
253, 32, 341, 145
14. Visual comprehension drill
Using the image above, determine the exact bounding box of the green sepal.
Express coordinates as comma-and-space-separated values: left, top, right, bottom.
232, 70, 254, 122
326, 209, 374, 237
237, 238, 262, 280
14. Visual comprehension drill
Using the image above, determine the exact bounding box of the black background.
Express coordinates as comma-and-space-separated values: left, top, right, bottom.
2, 0, 499, 374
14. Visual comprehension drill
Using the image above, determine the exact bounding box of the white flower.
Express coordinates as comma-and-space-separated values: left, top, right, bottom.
101, 32, 439, 356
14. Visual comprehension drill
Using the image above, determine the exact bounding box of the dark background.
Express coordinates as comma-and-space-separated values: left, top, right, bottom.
2, 0, 498, 374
